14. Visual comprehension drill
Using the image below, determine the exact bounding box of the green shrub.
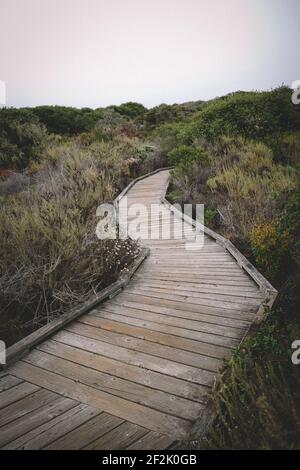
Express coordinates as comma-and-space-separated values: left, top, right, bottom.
181, 87, 300, 144
167, 144, 209, 166
0, 108, 47, 169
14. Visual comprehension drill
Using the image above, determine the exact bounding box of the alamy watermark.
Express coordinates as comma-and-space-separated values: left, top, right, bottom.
0, 80, 6, 107
96, 198, 205, 251
291, 80, 300, 105
291, 340, 300, 365
0, 340, 6, 365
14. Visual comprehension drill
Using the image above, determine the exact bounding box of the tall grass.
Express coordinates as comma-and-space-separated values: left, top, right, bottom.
169, 138, 298, 243
193, 306, 300, 450
0, 139, 142, 346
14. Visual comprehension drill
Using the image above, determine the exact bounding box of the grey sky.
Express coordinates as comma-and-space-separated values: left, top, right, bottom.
0, 0, 299, 108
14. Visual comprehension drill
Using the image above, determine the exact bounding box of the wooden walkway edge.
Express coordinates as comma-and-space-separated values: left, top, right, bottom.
0, 169, 278, 450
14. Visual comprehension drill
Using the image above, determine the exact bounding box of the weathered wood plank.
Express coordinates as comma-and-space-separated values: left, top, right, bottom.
45, 412, 123, 450
108, 297, 255, 322
25, 348, 204, 420
52, 330, 216, 386
123, 286, 259, 311
38, 339, 208, 402
79, 315, 230, 359
68, 320, 222, 371
0, 382, 39, 410
10, 361, 191, 437
90, 310, 239, 348
0, 396, 75, 448
101, 306, 245, 339
126, 431, 175, 450
85, 421, 148, 450
0, 375, 23, 392
4, 403, 99, 450
0, 388, 58, 428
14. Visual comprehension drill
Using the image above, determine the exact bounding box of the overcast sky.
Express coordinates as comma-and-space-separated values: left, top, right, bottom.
0, 0, 299, 108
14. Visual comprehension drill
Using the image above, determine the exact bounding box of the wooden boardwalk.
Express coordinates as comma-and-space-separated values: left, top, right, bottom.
0, 170, 265, 450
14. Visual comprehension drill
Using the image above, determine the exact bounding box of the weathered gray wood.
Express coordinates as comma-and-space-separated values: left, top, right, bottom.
85, 421, 148, 450
126, 431, 175, 450
0, 381, 39, 410
45, 412, 123, 450
5, 404, 99, 450
37, 339, 207, 402
78, 315, 231, 359
90, 310, 239, 348
52, 330, 216, 386
67, 320, 222, 371
0, 396, 75, 448
9, 361, 191, 438
0, 388, 58, 427
25, 348, 204, 420
0, 375, 23, 392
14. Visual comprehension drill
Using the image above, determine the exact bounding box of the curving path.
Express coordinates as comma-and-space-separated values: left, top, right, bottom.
0, 170, 269, 449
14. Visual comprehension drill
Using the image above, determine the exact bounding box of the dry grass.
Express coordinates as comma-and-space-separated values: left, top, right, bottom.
0, 139, 141, 345
170, 138, 298, 243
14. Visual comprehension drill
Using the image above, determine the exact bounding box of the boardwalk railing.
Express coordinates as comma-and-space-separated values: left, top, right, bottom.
161, 189, 278, 322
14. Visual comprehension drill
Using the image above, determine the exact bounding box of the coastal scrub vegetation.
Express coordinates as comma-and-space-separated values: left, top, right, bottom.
1, 87, 300, 448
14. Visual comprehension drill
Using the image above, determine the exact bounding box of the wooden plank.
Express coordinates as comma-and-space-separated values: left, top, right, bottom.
45, 412, 123, 450
0, 382, 39, 410
10, 361, 191, 438
148, 259, 241, 265
124, 286, 258, 311
131, 278, 261, 296
0, 375, 23, 392
53, 330, 216, 386
79, 315, 230, 360
38, 339, 208, 402
102, 301, 253, 329
4, 404, 100, 450
130, 285, 261, 305
101, 306, 244, 340
134, 273, 256, 287
108, 298, 254, 322
85, 421, 148, 450
138, 267, 246, 275
68, 320, 222, 371
114, 293, 255, 318
91, 310, 239, 348
0, 388, 58, 427
126, 431, 175, 450
0, 396, 76, 448
26, 349, 204, 420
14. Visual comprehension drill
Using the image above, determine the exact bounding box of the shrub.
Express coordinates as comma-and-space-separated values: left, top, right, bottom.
278, 131, 300, 165
0, 108, 47, 170
0, 139, 142, 346
182, 87, 300, 144
250, 222, 293, 282
167, 144, 209, 166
